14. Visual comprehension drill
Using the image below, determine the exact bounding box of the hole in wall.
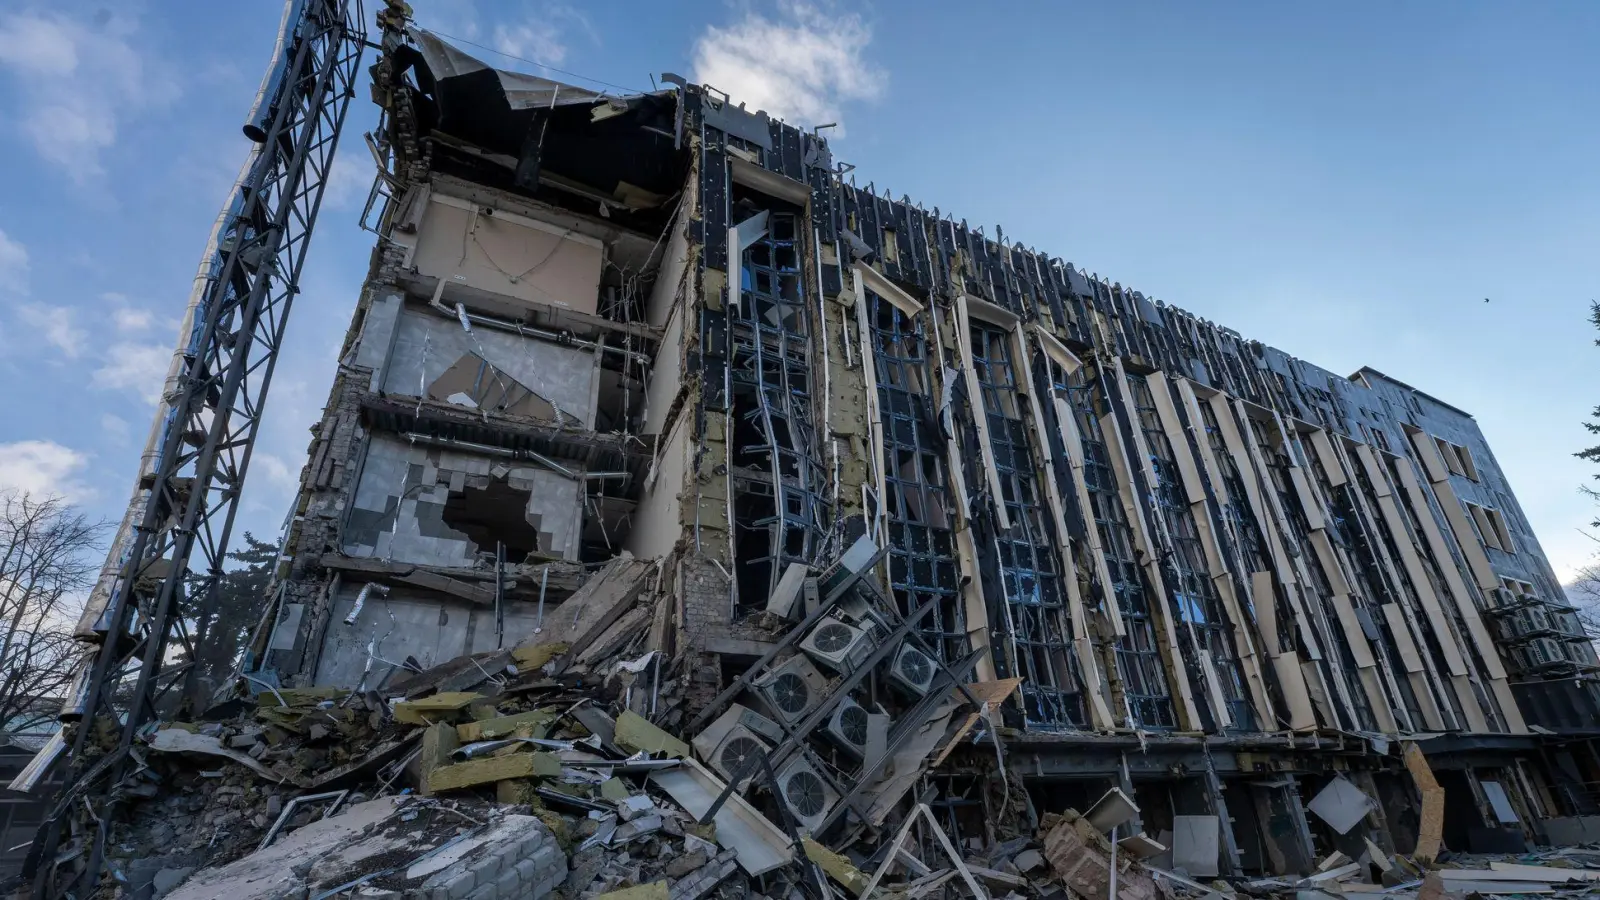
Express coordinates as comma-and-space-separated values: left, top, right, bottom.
439, 475, 544, 561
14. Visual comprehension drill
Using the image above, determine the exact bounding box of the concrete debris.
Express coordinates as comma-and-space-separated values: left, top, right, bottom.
1306, 776, 1376, 836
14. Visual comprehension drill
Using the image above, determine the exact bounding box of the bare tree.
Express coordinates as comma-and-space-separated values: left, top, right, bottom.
1567, 559, 1600, 632
0, 492, 104, 734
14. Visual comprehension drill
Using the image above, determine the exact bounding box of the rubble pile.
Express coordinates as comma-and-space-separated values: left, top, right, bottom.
48, 545, 1600, 900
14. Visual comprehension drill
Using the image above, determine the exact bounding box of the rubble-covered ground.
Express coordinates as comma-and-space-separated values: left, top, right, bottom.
73, 637, 1600, 900
24, 557, 1600, 900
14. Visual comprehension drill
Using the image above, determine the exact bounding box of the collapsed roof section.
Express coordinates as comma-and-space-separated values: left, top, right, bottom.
393, 29, 685, 237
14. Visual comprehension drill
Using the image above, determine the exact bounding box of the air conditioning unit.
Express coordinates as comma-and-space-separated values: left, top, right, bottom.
692, 703, 784, 770
1555, 612, 1588, 639
1564, 641, 1595, 664
736, 705, 785, 742
886, 644, 937, 697
820, 695, 871, 758
800, 616, 876, 672
1522, 637, 1564, 670
708, 724, 772, 786
752, 654, 829, 726
775, 753, 838, 834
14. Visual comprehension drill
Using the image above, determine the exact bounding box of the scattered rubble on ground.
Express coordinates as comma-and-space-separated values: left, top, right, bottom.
39, 549, 1596, 900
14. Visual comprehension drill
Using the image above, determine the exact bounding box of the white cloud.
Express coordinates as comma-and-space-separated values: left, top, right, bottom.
0, 439, 92, 502
99, 413, 131, 445
692, 2, 885, 133
92, 342, 169, 403
112, 307, 154, 331
0, 228, 27, 292
0, 11, 178, 179
321, 152, 374, 211
17, 303, 85, 358
494, 20, 568, 66
254, 453, 298, 490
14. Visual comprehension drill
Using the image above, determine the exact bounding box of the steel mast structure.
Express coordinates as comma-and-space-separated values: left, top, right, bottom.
24, 1, 368, 894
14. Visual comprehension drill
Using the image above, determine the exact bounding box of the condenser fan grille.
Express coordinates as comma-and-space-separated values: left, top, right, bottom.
785, 770, 827, 817
720, 735, 763, 775
898, 648, 933, 684
811, 623, 855, 653
838, 705, 869, 745
770, 672, 811, 714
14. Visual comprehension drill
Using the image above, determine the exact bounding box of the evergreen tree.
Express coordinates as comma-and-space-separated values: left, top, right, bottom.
182, 532, 279, 709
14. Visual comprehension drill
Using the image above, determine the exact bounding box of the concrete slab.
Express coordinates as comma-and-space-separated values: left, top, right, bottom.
165, 799, 402, 900
1171, 815, 1221, 878
1307, 775, 1375, 835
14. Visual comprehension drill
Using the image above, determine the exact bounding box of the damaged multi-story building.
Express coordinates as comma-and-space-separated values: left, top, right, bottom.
250, 22, 1600, 876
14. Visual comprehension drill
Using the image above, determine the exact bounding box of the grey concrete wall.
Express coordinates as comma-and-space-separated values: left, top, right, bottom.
344, 435, 584, 566
312, 585, 545, 687
351, 290, 404, 391
381, 305, 598, 428
506, 465, 583, 561
345, 435, 480, 566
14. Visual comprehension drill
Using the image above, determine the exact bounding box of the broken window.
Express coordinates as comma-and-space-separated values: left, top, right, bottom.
869, 292, 964, 662
969, 324, 1084, 728
1464, 501, 1512, 553
1433, 436, 1479, 481
729, 211, 827, 609
429, 352, 580, 426
1058, 366, 1174, 729
1129, 376, 1251, 731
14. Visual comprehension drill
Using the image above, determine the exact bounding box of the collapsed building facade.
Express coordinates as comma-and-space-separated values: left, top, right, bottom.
250, 22, 1600, 878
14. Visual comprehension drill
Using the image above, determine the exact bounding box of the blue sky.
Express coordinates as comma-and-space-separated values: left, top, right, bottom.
0, 1, 1596, 583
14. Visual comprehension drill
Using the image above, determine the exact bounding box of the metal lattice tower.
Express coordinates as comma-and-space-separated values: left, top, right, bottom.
26, 1, 367, 893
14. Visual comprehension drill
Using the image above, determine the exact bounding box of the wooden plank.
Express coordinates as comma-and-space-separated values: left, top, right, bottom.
1404, 743, 1444, 863
418, 722, 458, 797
